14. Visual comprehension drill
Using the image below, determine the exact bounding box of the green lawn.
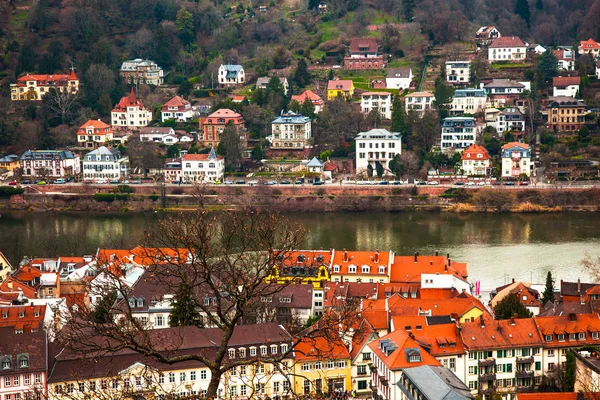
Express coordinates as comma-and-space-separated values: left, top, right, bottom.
490, 63, 533, 70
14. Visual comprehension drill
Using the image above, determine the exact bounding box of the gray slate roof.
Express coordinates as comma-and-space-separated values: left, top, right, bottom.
399, 365, 474, 399
306, 157, 324, 167
355, 128, 401, 140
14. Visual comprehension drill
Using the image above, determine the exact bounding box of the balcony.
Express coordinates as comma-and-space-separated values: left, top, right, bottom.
516, 356, 534, 364
479, 373, 496, 382
357, 369, 368, 376
516, 370, 534, 379
478, 358, 496, 367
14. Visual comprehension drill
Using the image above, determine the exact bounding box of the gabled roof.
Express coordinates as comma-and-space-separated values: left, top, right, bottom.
553, 76, 581, 86
16, 72, 78, 82
0, 304, 47, 332
579, 38, 600, 50
0, 277, 37, 299
461, 144, 490, 161
207, 108, 243, 119
389, 255, 468, 283
387, 68, 412, 79
388, 295, 489, 321
163, 96, 190, 107
327, 79, 354, 91
460, 317, 542, 350
79, 119, 111, 130
553, 49, 575, 61
294, 335, 350, 361
0, 327, 48, 374
501, 141, 529, 150
291, 90, 324, 105
368, 329, 441, 370
394, 317, 465, 357
401, 365, 474, 400
350, 318, 378, 360
331, 250, 392, 275
488, 36, 526, 48
112, 89, 148, 112
306, 157, 324, 168
405, 91, 434, 98
534, 313, 600, 347
349, 38, 378, 53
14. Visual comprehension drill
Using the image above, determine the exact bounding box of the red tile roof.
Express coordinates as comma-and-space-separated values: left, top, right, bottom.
488, 36, 526, 48
13, 266, 43, 283
163, 96, 190, 108
0, 278, 37, 299
461, 317, 542, 350
349, 38, 378, 54
207, 108, 242, 119
553, 49, 574, 61
294, 335, 350, 361
516, 393, 580, 400
553, 76, 581, 86
394, 317, 465, 357
580, 38, 600, 50
332, 250, 392, 276
79, 119, 112, 130
112, 89, 148, 112
368, 329, 441, 370
323, 162, 337, 172
350, 318, 377, 359
534, 314, 600, 348
182, 153, 223, 161
291, 90, 324, 105
501, 141, 529, 150
129, 245, 190, 265
461, 143, 491, 161
0, 304, 46, 332
16, 72, 78, 82
360, 310, 388, 331
389, 255, 468, 283
388, 294, 490, 320
327, 80, 354, 91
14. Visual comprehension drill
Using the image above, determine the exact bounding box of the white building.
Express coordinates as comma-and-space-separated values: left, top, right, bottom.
360, 92, 392, 119
138, 127, 188, 145
82, 146, 130, 181
597, 61, 600, 79
386, 68, 413, 90
445, 61, 471, 85
218, 64, 245, 87
554, 48, 576, 71
441, 117, 477, 153
20, 150, 80, 179
552, 76, 580, 98
501, 142, 531, 178
494, 108, 525, 133
460, 144, 491, 177
450, 88, 487, 115
269, 111, 312, 150
578, 38, 600, 57
164, 148, 224, 183
475, 26, 501, 46
111, 89, 152, 129
120, 59, 164, 86
161, 96, 195, 122
355, 129, 402, 177
488, 36, 527, 62
481, 79, 530, 96
405, 91, 434, 117
77, 119, 114, 149
256, 76, 289, 95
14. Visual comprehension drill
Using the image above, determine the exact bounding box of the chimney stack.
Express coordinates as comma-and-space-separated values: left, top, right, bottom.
414, 252, 419, 263
578, 278, 581, 293
375, 250, 379, 263
569, 313, 577, 322
479, 315, 485, 328
343, 249, 348, 263
435, 250, 439, 256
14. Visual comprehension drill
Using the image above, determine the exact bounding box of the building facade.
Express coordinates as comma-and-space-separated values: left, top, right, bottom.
327, 80, 355, 100
405, 92, 434, 117
77, 120, 114, 149
386, 68, 413, 90
461, 144, 491, 176
578, 38, 600, 56
161, 96, 194, 122
291, 90, 324, 114
501, 142, 531, 178
495, 108, 526, 133
450, 88, 487, 115
198, 108, 246, 148
446, 61, 471, 84
10, 71, 79, 101
0, 155, 20, 173
546, 97, 586, 132
270, 112, 312, 150
488, 36, 527, 62
552, 76, 580, 98
20, 150, 80, 179
218, 65, 245, 87
163, 148, 224, 183
111, 89, 152, 130
475, 26, 501, 46
344, 38, 385, 70
355, 129, 402, 177
554, 48, 576, 71
119, 59, 164, 86
82, 146, 130, 181
441, 117, 477, 152
360, 92, 392, 119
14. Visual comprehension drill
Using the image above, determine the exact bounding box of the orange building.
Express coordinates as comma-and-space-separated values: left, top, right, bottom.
10, 71, 79, 101
198, 108, 246, 148
77, 119, 114, 148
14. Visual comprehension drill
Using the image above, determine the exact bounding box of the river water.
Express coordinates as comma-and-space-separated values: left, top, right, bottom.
0, 211, 598, 291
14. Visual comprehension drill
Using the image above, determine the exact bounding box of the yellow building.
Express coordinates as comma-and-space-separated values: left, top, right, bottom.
0, 251, 13, 283
265, 250, 333, 289
10, 71, 79, 101
293, 336, 352, 396
327, 79, 355, 100
0, 155, 20, 173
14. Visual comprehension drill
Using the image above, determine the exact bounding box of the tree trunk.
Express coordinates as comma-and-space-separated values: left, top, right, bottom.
206, 368, 223, 399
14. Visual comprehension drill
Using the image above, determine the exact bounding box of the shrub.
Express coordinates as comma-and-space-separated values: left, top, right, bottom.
115, 185, 135, 194
272, 189, 282, 196
171, 188, 184, 195
93, 193, 115, 202
0, 187, 24, 197
149, 195, 159, 201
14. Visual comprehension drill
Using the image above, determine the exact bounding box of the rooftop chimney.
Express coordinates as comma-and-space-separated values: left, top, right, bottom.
343, 249, 348, 263
414, 252, 419, 263
435, 250, 439, 256
375, 250, 379, 263
578, 278, 581, 293
569, 313, 577, 322
479, 315, 485, 328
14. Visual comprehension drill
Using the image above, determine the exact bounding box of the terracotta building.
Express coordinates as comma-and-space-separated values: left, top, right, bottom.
198, 108, 246, 148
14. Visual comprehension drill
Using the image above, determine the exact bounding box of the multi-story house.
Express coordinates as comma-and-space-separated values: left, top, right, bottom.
0, 303, 52, 334
218, 64, 245, 87
293, 336, 352, 396
82, 146, 130, 181
446, 61, 471, 85
111, 89, 152, 130
10, 71, 79, 101
77, 119, 114, 149
386, 68, 413, 90
291, 90, 324, 114
349, 319, 380, 398
47, 324, 294, 400
251, 283, 315, 325
270, 111, 312, 151
163, 148, 224, 183
344, 38, 385, 70
405, 91, 434, 117
488, 36, 527, 62
198, 108, 246, 148
355, 129, 402, 177
330, 250, 394, 284
0, 328, 48, 400
327, 79, 355, 100
119, 59, 164, 86
460, 317, 544, 399
0, 252, 12, 282
501, 142, 531, 178
546, 97, 587, 132
441, 117, 477, 152
450, 88, 487, 115
461, 144, 491, 176
578, 38, 600, 57
256, 76, 289, 95
161, 96, 194, 122
553, 48, 576, 71
361, 92, 392, 119
369, 329, 441, 400
20, 150, 80, 179
552, 76, 580, 98
139, 127, 178, 144
398, 365, 474, 400
475, 26, 501, 46
495, 107, 526, 133
0, 155, 20, 173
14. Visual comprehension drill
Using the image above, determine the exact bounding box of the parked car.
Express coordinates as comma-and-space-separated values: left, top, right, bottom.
280, 180, 291, 185
416, 180, 427, 185
131, 180, 141, 184
466, 181, 475, 186
53, 178, 66, 184
21, 180, 31, 185
110, 179, 120, 184
503, 182, 515, 186
235, 180, 246, 185
96, 178, 108, 184
312, 181, 325, 185
390, 181, 402, 185
294, 179, 304, 185
492, 181, 502, 186
427, 181, 439, 185
248, 180, 258, 186
8, 181, 17, 186
476, 181, 486, 186
224, 180, 234, 185
454, 181, 465, 186
379, 181, 389, 185
263, 180, 277, 185
519, 181, 529, 186
36, 181, 47, 186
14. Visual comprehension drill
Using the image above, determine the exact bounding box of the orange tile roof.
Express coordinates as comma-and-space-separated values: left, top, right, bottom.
79, 119, 111, 130
112, 89, 149, 112
163, 96, 190, 107
362, 298, 387, 311
393, 317, 465, 356
502, 141, 529, 150
368, 329, 441, 370
461, 317, 542, 350
360, 310, 388, 331
388, 295, 490, 320
182, 153, 223, 161
129, 246, 190, 265
294, 335, 350, 361
361, 91, 392, 96
418, 288, 460, 299
96, 249, 135, 266
327, 80, 353, 91
0, 304, 46, 332
389, 255, 468, 283
580, 38, 600, 50
553, 76, 580, 86
350, 318, 377, 359
461, 143, 491, 161
207, 108, 242, 118
332, 250, 392, 276
14, 266, 43, 282
291, 90, 324, 105
377, 283, 421, 299
489, 36, 526, 48
534, 314, 600, 348
0, 278, 37, 299
16, 72, 77, 82
516, 393, 579, 400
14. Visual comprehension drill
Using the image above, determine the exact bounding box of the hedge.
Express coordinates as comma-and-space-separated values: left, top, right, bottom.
0, 187, 24, 197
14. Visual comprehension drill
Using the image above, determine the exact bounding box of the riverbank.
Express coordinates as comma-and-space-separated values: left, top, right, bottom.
1, 185, 599, 213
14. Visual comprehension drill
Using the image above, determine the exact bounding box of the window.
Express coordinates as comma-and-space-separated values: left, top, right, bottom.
273, 381, 280, 392
281, 344, 289, 354
271, 345, 278, 355
558, 334, 565, 341
158, 374, 164, 384
283, 380, 290, 391
230, 386, 237, 397
67, 383, 74, 393
357, 365, 367, 375
240, 386, 247, 396
2, 359, 11, 369
579, 332, 586, 340
261, 346, 268, 356
155, 316, 164, 326
20, 357, 29, 368
548, 349, 555, 357
24, 375, 30, 385
228, 349, 235, 359
449, 358, 456, 371
200, 370, 207, 380
5, 376, 11, 387
180, 372, 186, 382
169, 373, 175, 383
78, 382, 85, 392
239, 348, 246, 358
361, 266, 370, 273
349, 266, 356, 273
13, 376, 19, 386
593, 332, 599, 339
545, 335, 553, 342
302, 363, 310, 372
250, 347, 257, 357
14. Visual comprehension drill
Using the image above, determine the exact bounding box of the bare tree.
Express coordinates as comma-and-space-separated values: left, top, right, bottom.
44, 88, 80, 125
582, 253, 600, 282
404, 22, 422, 52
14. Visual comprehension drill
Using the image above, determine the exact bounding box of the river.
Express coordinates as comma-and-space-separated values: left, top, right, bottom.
0, 211, 598, 291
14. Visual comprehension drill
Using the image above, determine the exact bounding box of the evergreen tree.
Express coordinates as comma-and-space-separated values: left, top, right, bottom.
388, 154, 405, 178
178, 79, 193, 96
293, 58, 311, 88
308, 0, 320, 10
169, 282, 203, 328
403, 0, 416, 20
166, 145, 180, 158
514, 0, 531, 28
433, 81, 454, 121
217, 121, 242, 170
176, 8, 195, 45
494, 293, 533, 319
542, 271, 555, 306
38, 121, 56, 150
535, 0, 543, 10
328, 69, 334, 80
537, 50, 559, 83
564, 351, 576, 392
251, 145, 265, 161
301, 98, 315, 119
92, 291, 117, 323
16, 45, 37, 76
390, 95, 406, 133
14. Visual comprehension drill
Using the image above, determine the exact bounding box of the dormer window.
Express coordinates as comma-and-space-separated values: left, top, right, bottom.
228, 349, 235, 359
362, 266, 370, 273
333, 265, 340, 273
579, 332, 586, 340
558, 334, 565, 341
545, 335, 553, 342
239, 348, 246, 358
378, 266, 385, 274
348, 266, 357, 273
1, 359, 11, 370
408, 353, 421, 362
270, 345, 278, 354
19, 356, 29, 368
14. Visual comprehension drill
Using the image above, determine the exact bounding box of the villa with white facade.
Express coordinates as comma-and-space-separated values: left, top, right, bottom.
355, 129, 402, 177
